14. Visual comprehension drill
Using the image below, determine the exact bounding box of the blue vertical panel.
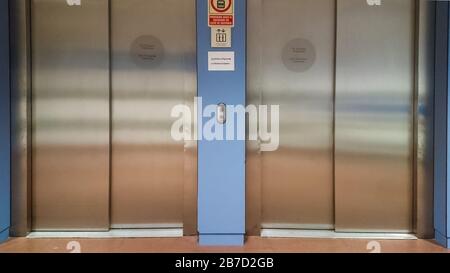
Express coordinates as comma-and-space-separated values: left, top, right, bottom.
434, 1, 450, 249
0, 0, 10, 243
197, 0, 246, 246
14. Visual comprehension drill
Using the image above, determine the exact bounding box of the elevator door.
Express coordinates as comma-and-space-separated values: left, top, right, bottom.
247, 0, 415, 233
110, 0, 197, 229
335, 0, 415, 232
31, 0, 197, 232
247, 0, 336, 230
32, 0, 110, 230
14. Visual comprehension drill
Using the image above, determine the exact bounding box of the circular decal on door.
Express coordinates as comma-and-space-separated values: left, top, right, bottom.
282, 38, 316, 72
131, 35, 164, 68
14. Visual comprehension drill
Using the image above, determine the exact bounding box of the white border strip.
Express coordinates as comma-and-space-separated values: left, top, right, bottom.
110, 224, 183, 229
262, 224, 335, 230
27, 229, 183, 239
261, 229, 417, 240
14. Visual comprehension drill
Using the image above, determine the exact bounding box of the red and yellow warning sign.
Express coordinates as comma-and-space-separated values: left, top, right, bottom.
208, 0, 234, 27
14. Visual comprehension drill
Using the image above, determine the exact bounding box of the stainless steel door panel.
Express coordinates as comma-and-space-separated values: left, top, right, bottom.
335, 0, 415, 232
31, 0, 110, 230
247, 0, 336, 230
110, 0, 197, 228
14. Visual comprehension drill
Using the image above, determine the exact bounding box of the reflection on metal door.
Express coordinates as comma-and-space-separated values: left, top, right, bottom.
110, 0, 197, 229
335, 0, 415, 232
31, 0, 197, 233
31, 0, 110, 230
248, 0, 416, 234
247, 0, 336, 231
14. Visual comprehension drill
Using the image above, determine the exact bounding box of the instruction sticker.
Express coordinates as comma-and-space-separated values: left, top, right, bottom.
208, 51, 235, 71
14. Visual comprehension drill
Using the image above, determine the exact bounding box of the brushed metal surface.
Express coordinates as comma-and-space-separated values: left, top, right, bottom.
414, 0, 435, 239
10, 0, 32, 236
247, 0, 336, 230
31, 0, 110, 231
246, 0, 263, 235
335, 0, 415, 232
110, 0, 197, 229
181, 1, 198, 235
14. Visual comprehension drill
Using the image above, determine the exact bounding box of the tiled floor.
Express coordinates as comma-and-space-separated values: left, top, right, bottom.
0, 236, 449, 253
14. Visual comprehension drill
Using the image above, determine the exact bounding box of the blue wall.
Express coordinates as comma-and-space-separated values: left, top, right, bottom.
434, 1, 450, 249
197, 0, 246, 246
0, 0, 10, 243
